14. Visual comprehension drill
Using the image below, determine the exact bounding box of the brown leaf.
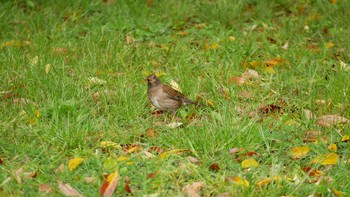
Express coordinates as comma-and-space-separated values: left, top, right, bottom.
242, 69, 259, 79
58, 182, 83, 197
148, 146, 164, 154
258, 104, 282, 115
39, 184, 53, 193
124, 176, 132, 193
147, 128, 158, 138
229, 148, 244, 154
228, 76, 245, 85
183, 182, 204, 197
318, 115, 349, 127
209, 162, 220, 171
304, 109, 316, 120
267, 36, 277, 44
99, 170, 119, 197
188, 156, 201, 165
303, 130, 321, 142
147, 171, 158, 179
85, 177, 96, 184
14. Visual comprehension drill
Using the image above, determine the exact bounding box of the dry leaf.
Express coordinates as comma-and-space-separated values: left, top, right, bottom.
100, 141, 121, 149
45, 64, 52, 74
304, 109, 316, 120
318, 115, 349, 127
327, 144, 337, 151
282, 42, 289, 50
85, 177, 96, 184
55, 163, 65, 174
188, 156, 201, 165
332, 188, 346, 196
242, 69, 259, 79
88, 77, 107, 85
229, 148, 244, 154
58, 182, 83, 197
291, 146, 310, 159
241, 158, 259, 168
209, 162, 220, 171
100, 170, 119, 197
169, 80, 181, 92
303, 130, 321, 142
232, 176, 250, 187
311, 153, 339, 165
39, 184, 53, 193
228, 76, 245, 85
256, 176, 282, 187
183, 182, 204, 197
341, 134, 349, 142
125, 176, 132, 193
166, 122, 183, 129
68, 158, 84, 171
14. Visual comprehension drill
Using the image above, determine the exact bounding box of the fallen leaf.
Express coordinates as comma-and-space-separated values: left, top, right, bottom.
304, 109, 316, 120
341, 134, 349, 142
303, 130, 321, 142
39, 184, 53, 193
116, 156, 128, 162
100, 170, 119, 197
166, 122, 183, 129
207, 99, 214, 108
302, 167, 324, 177
147, 128, 157, 138
332, 188, 346, 196
241, 158, 259, 168
125, 176, 132, 194
55, 163, 65, 174
68, 158, 84, 171
45, 64, 52, 74
229, 148, 244, 154
256, 176, 282, 187
209, 162, 220, 171
85, 177, 96, 184
232, 176, 249, 187
188, 156, 201, 165
264, 66, 276, 74
318, 115, 349, 127
242, 69, 259, 79
58, 182, 83, 197
183, 182, 204, 197
211, 43, 219, 49
100, 141, 121, 149
311, 153, 339, 165
327, 144, 337, 151
228, 36, 236, 41
291, 146, 310, 159
325, 42, 334, 49
228, 76, 245, 85
169, 80, 181, 92
281, 42, 289, 50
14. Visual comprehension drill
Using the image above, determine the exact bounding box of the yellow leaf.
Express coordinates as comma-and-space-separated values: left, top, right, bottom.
99, 141, 121, 149
100, 170, 119, 197
210, 43, 219, 49
330, 0, 336, 4
228, 36, 236, 41
207, 99, 214, 108
35, 109, 40, 118
264, 66, 276, 74
232, 176, 249, 187
241, 158, 259, 168
45, 64, 51, 74
255, 176, 282, 187
249, 61, 263, 68
341, 134, 349, 142
285, 119, 301, 126
291, 146, 310, 159
68, 158, 84, 171
256, 178, 271, 186
327, 143, 337, 151
332, 188, 346, 196
126, 146, 139, 154
311, 153, 339, 165
159, 152, 168, 159
116, 156, 128, 162
325, 42, 334, 49
167, 149, 187, 154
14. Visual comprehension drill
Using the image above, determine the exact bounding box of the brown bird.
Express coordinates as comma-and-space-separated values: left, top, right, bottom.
147, 74, 195, 112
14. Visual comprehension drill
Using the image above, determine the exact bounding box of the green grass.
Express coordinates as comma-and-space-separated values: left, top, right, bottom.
1, 0, 350, 196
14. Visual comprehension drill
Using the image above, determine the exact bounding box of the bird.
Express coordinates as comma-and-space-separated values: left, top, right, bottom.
147, 74, 195, 112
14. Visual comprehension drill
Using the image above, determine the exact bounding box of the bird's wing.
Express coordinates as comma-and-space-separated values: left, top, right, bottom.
163, 84, 194, 104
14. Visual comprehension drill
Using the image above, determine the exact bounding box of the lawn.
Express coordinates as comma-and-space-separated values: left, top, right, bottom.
1, 0, 350, 196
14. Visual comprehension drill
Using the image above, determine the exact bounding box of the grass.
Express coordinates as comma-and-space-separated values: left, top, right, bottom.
1, 0, 350, 196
